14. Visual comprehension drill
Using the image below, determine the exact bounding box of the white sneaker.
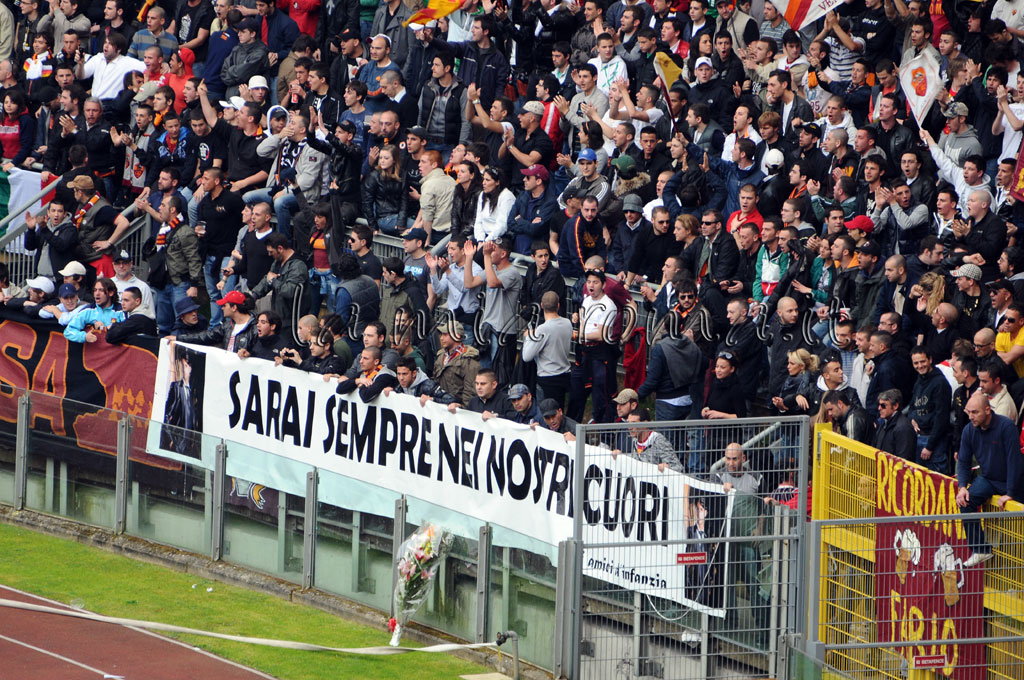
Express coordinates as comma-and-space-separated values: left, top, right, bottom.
964, 552, 993, 568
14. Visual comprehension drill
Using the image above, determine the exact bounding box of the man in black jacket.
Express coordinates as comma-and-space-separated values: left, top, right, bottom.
909, 346, 953, 474
691, 209, 739, 322
105, 287, 157, 342
175, 290, 258, 354
873, 388, 915, 461
865, 330, 914, 414
957, 188, 1008, 282
458, 368, 517, 421
823, 389, 874, 445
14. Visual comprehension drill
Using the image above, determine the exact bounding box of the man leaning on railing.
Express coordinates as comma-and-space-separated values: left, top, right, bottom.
956, 392, 1024, 568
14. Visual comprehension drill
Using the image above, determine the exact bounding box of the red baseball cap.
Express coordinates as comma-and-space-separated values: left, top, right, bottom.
217, 290, 247, 306
844, 215, 874, 234
521, 164, 550, 181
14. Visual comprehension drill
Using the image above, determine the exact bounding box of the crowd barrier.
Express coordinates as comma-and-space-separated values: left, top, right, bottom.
809, 426, 1024, 680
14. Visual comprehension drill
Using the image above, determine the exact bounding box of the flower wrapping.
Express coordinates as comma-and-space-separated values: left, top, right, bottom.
389, 523, 454, 646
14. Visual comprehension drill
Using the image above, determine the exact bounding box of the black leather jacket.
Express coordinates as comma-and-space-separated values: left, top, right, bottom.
178, 316, 258, 353
361, 169, 408, 231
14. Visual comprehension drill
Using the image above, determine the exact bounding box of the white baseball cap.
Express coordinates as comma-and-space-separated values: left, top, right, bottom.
248, 75, 269, 90
26, 276, 55, 294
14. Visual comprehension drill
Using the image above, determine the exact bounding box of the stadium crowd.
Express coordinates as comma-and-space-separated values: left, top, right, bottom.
2, 0, 1024, 541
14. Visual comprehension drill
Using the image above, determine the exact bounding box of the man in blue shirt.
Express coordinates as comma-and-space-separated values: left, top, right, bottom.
957, 392, 1024, 567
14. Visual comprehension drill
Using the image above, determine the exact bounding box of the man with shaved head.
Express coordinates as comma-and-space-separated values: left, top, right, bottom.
956, 392, 1024, 567
767, 296, 812, 399
925, 301, 960, 362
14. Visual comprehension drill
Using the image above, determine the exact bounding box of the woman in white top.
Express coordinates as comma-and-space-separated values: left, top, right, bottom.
473, 166, 517, 242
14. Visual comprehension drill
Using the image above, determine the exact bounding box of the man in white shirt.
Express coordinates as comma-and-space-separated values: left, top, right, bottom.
570, 269, 620, 423
77, 32, 144, 101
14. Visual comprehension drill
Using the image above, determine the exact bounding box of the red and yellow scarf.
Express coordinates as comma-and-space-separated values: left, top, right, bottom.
155, 214, 182, 249
72, 194, 100, 229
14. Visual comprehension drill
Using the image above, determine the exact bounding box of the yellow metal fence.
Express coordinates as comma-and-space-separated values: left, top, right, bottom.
811, 425, 1024, 679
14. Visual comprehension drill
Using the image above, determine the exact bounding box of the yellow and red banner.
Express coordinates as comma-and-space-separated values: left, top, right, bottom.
874, 452, 985, 680
403, 0, 461, 27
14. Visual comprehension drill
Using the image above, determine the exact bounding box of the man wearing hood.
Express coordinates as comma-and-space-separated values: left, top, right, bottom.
637, 317, 704, 423
387, 356, 457, 405
793, 355, 858, 415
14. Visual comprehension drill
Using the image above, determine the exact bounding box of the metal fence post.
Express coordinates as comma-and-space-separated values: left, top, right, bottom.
476, 523, 492, 643
302, 469, 317, 590
13, 393, 29, 510
211, 441, 227, 561
114, 416, 130, 534
553, 539, 575, 678
794, 416, 811, 639
805, 520, 823, 660
390, 495, 407, 617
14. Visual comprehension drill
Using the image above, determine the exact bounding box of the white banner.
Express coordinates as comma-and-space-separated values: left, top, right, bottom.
148, 342, 732, 611
3, 168, 45, 255
900, 50, 943, 126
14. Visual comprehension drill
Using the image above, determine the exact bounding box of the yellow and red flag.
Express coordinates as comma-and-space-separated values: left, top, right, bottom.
403, 0, 462, 27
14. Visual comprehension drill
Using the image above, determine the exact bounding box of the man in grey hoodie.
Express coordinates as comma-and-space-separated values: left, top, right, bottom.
938, 102, 983, 167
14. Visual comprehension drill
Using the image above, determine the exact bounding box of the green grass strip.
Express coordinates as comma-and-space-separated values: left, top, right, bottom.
0, 522, 490, 679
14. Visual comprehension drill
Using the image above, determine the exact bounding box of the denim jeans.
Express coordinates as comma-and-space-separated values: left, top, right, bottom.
244, 188, 298, 242
961, 475, 1002, 553
655, 399, 691, 467
155, 282, 192, 335
915, 434, 949, 475
204, 255, 234, 326
309, 269, 340, 314
377, 214, 413, 236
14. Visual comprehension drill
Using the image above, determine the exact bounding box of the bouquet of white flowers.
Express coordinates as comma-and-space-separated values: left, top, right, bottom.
388, 523, 454, 646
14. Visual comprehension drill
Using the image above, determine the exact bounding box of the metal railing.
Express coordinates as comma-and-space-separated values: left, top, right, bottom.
568, 417, 811, 680
0, 183, 151, 286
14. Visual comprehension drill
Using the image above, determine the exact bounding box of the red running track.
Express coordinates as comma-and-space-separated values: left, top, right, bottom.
0, 585, 277, 679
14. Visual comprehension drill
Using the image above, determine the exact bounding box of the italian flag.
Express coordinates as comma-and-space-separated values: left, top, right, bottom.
0, 168, 56, 253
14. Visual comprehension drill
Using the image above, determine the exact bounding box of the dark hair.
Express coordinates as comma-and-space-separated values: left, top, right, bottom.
964, 155, 986, 173
3, 89, 28, 117
382, 256, 405, 276
552, 41, 571, 57
396, 356, 419, 372
105, 31, 127, 54
466, 141, 490, 164
95, 277, 119, 304
291, 34, 316, 53
260, 310, 283, 333
266, 232, 289, 249
769, 69, 792, 89
351, 223, 373, 246
68, 144, 88, 166
345, 79, 368, 101
334, 252, 362, 280
910, 345, 932, 361
435, 50, 456, 72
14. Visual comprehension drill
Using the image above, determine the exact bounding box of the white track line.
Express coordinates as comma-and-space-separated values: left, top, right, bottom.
0, 632, 112, 676
0, 585, 276, 679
